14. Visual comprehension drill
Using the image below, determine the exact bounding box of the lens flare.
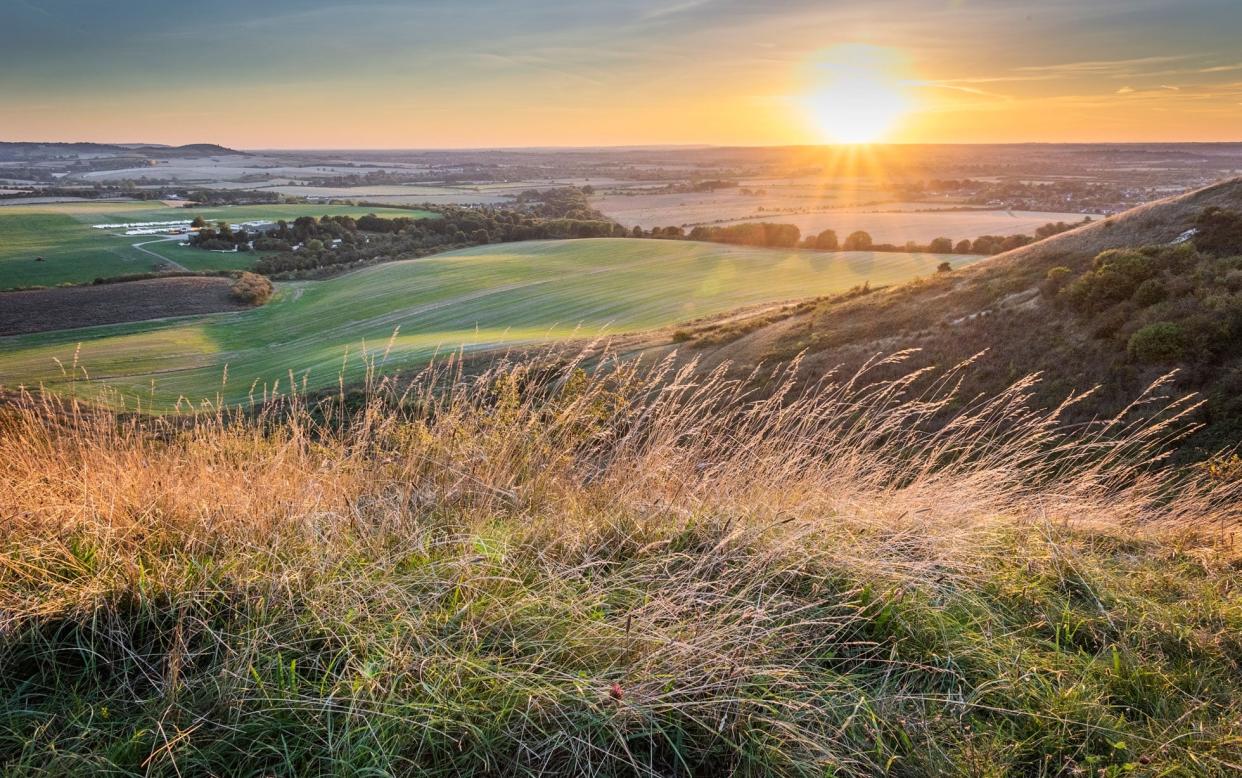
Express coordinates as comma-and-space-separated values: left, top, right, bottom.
803, 44, 913, 144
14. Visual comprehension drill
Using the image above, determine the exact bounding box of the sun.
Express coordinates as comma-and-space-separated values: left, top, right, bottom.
802, 44, 913, 144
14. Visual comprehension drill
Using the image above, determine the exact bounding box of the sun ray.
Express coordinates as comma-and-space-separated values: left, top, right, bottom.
802, 44, 913, 145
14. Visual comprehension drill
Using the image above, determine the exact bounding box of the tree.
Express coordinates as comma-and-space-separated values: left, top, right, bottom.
936, 261, 952, 273
971, 236, 1000, 254
929, 237, 954, 254
843, 230, 873, 251
808, 229, 837, 250
229, 272, 273, 305
954, 239, 971, 253
190, 216, 207, 229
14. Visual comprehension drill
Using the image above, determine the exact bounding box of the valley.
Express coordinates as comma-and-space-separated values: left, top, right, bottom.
0, 239, 977, 406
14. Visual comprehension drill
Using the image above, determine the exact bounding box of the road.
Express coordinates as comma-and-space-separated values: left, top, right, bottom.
130, 236, 191, 272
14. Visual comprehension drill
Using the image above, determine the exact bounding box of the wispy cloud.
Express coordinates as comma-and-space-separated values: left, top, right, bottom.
1196, 62, 1242, 74
1016, 55, 1190, 76
640, 0, 717, 21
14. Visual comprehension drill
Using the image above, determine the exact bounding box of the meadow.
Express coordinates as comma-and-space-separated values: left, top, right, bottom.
1, 353, 1238, 775
0, 239, 978, 407
0, 201, 436, 289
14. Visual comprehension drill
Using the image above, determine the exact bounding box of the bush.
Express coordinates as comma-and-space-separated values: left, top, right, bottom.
1128, 322, 1185, 363
1063, 249, 1156, 314
1042, 266, 1073, 298
230, 272, 273, 305
1132, 277, 1168, 307
1194, 207, 1242, 257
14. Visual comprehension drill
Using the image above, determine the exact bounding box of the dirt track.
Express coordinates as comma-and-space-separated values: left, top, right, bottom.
0, 277, 249, 336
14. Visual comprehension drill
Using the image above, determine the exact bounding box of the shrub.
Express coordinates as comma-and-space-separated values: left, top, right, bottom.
1063, 249, 1156, 314
229, 272, 273, 305
1194, 206, 1242, 257
1128, 322, 1185, 363
1132, 277, 1168, 307
1042, 266, 1073, 298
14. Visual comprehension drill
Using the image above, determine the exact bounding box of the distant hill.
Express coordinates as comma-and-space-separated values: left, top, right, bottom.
131, 143, 242, 158
0, 141, 243, 161
659, 178, 1242, 459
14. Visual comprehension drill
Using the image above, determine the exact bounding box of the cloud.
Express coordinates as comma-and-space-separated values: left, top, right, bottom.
1117, 86, 1134, 94
640, 0, 717, 21
1015, 55, 1190, 76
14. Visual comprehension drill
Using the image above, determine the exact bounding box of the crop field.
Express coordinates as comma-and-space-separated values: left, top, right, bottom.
594, 189, 1096, 241
0, 201, 436, 289
0, 238, 979, 407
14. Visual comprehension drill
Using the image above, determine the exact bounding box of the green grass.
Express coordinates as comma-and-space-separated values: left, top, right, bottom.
0, 202, 437, 288
0, 239, 980, 407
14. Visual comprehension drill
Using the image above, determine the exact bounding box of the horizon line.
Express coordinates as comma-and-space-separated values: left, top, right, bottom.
7, 139, 1242, 153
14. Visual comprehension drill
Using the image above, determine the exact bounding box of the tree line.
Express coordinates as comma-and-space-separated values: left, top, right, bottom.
636, 217, 1088, 254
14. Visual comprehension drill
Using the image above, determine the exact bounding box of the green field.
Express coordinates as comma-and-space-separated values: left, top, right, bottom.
0, 239, 979, 407
0, 201, 437, 289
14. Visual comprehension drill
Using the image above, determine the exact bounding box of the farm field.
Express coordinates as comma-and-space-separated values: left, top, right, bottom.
0, 277, 245, 336
595, 189, 1096, 241
0, 238, 979, 407
0, 201, 437, 289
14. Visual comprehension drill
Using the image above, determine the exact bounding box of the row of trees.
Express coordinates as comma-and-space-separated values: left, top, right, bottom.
249, 204, 623, 277
636, 218, 1085, 255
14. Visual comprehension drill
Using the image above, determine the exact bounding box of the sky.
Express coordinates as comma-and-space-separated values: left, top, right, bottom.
1, 0, 1240, 148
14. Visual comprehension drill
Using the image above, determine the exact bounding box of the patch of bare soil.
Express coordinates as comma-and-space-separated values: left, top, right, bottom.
0, 277, 249, 336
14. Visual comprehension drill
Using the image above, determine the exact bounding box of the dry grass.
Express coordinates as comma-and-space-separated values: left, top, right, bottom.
1, 349, 1241, 776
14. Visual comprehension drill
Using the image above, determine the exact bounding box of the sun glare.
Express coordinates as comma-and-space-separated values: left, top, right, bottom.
803, 44, 912, 144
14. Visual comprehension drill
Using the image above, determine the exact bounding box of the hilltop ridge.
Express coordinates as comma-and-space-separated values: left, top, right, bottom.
0, 141, 244, 161
657, 177, 1242, 457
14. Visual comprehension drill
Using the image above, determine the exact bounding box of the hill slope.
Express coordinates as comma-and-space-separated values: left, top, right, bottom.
3, 353, 1240, 775
663, 178, 1242, 457
0, 141, 242, 161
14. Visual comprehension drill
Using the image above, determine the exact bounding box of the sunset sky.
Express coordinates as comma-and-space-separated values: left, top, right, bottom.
2, 0, 1240, 148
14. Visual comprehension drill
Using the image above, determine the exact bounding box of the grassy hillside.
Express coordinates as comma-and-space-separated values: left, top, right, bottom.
661, 179, 1242, 459
0, 239, 978, 408
1, 356, 1239, 775
0, 202, 436, 288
